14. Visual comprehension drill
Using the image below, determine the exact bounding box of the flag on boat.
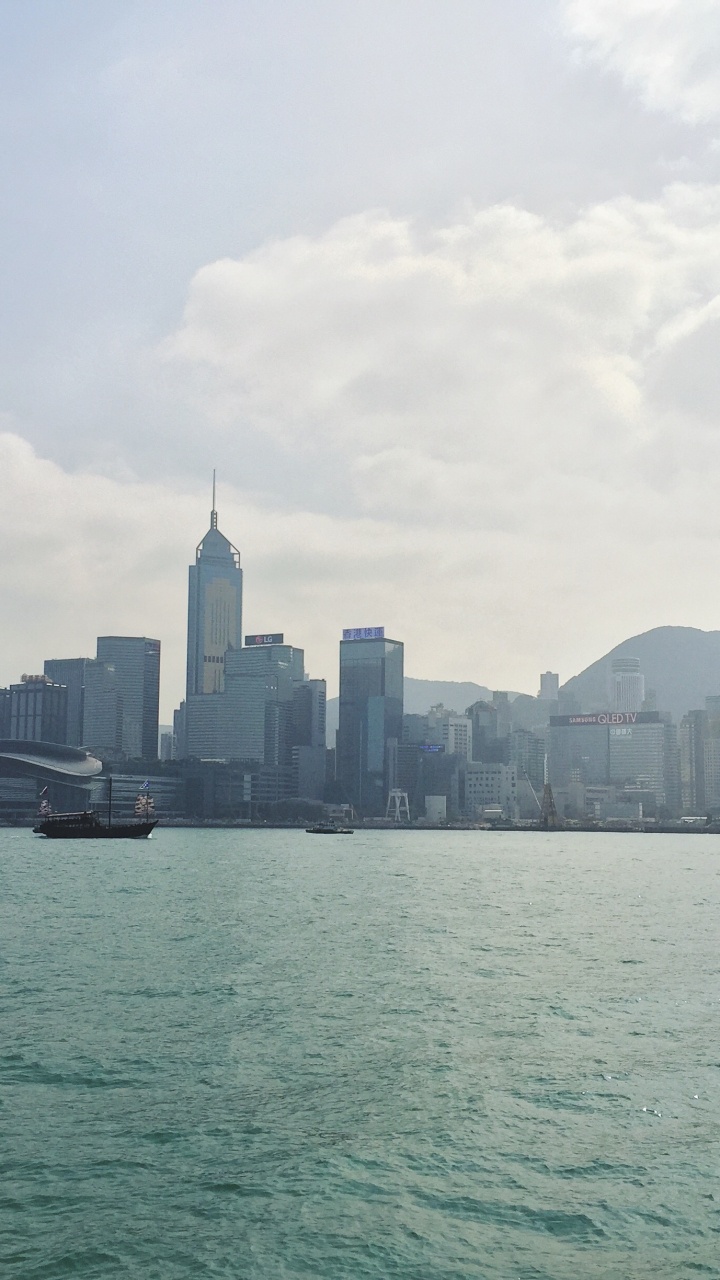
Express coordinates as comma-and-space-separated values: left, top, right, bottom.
134, 783, 155, 817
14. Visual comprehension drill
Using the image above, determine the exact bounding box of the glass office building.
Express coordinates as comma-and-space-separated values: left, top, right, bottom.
337, 630, 403, 816
186, 496, 243, 698
186, 642, 307, 767
95, 637, 161, 761
8, 675, 68, 745
82, 658, 123, 760
43, 657, 87, 747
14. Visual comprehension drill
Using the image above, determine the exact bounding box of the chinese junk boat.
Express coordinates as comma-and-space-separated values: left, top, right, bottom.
33, 778, 158, 840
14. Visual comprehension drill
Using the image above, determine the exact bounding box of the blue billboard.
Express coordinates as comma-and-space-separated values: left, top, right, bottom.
342, 626, 385, 641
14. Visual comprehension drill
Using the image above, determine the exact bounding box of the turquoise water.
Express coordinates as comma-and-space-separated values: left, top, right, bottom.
1, 828, 720, 1279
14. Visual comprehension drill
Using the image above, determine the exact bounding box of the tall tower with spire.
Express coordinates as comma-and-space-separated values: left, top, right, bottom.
186, 473, 243, 698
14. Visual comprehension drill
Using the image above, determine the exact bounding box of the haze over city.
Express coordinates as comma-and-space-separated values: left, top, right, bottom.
7, 9, 720, 1277
2, 0, 720, 718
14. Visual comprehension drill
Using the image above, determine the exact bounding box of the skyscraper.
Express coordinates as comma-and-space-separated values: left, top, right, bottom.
9, 675, 67, 744
44, 657, 88, 747
539, 672, 559, 702
0, 687, 10, 737
82, 658, 123, 759
608, 720, 665, 801
461, 701, 497, 757
292, 677, 327, 800
186, 478, 243, 698
95, 637, 161, 760
225, 641, 301, 766
426, 705, 473, 760
184, 638, 326, 803
186, 639, 304, 767
679, 710, 708, 813
337, 628, 403, 815
611, 656, 645, 713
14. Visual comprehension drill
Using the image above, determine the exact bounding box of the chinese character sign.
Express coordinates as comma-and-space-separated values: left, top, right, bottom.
342, 626, 385, 641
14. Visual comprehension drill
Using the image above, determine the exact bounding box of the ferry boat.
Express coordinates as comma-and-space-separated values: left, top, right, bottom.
305, 822, 353, 835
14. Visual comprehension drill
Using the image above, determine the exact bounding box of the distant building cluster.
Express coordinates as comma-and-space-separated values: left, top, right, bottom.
2, 495, 720, 826
1, 638, 160, 765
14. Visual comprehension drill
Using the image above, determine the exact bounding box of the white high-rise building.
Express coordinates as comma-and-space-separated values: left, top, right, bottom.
426, 705, 473, 760
539, 672, 559, 701
608, 721, 664, 801
611, 657, 645, 713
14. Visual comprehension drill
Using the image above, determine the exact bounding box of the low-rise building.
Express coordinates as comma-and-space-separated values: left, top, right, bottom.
463, 762, 518, 820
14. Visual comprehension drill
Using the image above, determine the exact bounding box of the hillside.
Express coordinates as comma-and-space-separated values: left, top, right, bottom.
324, 626, 720, 745
325, 678, 498, 745
561, 626, 720, 720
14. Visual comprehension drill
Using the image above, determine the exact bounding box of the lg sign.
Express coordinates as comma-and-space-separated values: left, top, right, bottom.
245, 633, 284, 647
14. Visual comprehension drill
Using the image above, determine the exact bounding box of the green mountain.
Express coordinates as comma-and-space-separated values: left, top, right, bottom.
402, 677, 496, 713
561, 626, 720, 720
324, 626, 720, 745
325, 678, 498, 745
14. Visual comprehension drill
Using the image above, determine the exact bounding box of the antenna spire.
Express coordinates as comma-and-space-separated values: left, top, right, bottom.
211, 470, 218, 529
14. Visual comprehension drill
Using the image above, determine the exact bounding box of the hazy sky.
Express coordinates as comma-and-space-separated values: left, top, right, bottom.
2, 0, 720, 716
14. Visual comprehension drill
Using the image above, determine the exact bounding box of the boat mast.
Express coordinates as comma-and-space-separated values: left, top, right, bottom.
107, 775, 112, 827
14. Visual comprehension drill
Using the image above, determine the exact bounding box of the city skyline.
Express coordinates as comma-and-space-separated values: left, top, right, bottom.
5, 470, 720, 725
3, 3, 720, 715
4, 498, 720, 825
4, 10, 720, 1271
9, 495, 720, 723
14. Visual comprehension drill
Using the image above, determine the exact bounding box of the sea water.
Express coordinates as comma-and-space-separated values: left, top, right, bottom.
1, 828, 719, 1279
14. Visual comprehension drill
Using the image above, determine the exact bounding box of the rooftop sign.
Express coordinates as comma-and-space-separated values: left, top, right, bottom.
550, 711, 661, 728
342, 627, 385, 641
245, 633, 284, 647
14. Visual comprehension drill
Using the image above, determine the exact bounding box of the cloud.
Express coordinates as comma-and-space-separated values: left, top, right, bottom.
163, 188, 720, 494
0, 429, 502, 711
156, 186, 720, 690
562, 0, 720, 124
7, 179, 720, 712
0, 431, 191, 712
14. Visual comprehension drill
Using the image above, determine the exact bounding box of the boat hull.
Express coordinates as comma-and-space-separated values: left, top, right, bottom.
305, 826, 354, 834
34, 819, 158, 839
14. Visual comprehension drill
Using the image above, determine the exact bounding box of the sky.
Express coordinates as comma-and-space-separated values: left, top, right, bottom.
2, 0, 720, 717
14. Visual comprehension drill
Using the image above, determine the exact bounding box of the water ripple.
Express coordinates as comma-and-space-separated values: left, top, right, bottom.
1, 827, 719, 1278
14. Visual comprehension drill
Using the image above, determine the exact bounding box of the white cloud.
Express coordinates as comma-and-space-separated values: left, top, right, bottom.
163, 188, 720, 493
562, 0, 720, 123
0, 430, 507, 710
157, 187, 720, 689
0, 431, 191, 712
7, 180, 720, 710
